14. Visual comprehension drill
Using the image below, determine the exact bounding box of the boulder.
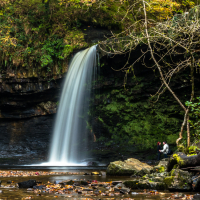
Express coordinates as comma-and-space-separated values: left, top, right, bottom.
193, 194, 200, 200
124, 178, 166, 190
192, 176, 200, 191
106, 158, 153, 176
164, 169, 192, 191
124, 180, 139, 189
153, 159, 168, 173
18, 180, 36, 188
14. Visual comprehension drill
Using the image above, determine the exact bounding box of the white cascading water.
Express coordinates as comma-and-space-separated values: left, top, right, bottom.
45, 45, 97, 166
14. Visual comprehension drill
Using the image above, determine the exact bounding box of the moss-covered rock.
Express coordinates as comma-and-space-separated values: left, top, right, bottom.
153, 159, 168, 173
123, 180, 139, 189
167, 169, 192, 191
106, 158, 153, 176
164, 176, 174, 187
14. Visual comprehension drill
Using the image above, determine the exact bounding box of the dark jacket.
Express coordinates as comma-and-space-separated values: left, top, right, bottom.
157, 145, 162, 153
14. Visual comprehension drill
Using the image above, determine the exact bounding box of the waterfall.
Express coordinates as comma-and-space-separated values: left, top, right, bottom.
48, 45, 98, 166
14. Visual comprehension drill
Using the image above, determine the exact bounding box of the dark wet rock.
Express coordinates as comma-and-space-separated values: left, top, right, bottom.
124, 171, 171, 190
80, 181, 88, 185
66, 180, 74, 185
112, 181, 123, 185
192, 176, 200, 191
164, 169, 192, 191
193, 194, 200, 200
74, 181, 81, 186
33, 185, 46, 190
124, 180, 139, 189
18, 179, 36, 188
107, 158, 153, 176
137, 180, 150, 189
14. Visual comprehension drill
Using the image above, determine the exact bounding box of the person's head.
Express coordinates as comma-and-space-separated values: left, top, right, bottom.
157, 142, 161, 146
163, 141, 166, 145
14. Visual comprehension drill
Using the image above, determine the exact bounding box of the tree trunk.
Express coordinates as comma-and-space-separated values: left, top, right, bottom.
187, 115, 190, 147
167, 152, 200, 172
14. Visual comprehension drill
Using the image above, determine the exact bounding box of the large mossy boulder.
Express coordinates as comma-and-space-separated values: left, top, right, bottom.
164, 169, 192, 191
106, 158, 153, 176
124, 169, 193, 191
124, 172, 168, 189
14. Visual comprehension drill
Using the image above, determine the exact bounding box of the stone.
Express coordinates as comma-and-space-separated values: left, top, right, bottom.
112, 181, 123, 185
18, 180, 37, 188
124, 180, 139, 189
33, 185, 46, 190
114, 183, 130, 193
80, 181, 88, 185
193, 194, 200, 200
137, 180, 150, 189
153, 159, 168, 173
192, 176, 200, 191
106, 158, 153, 176
164, 169, 192, 191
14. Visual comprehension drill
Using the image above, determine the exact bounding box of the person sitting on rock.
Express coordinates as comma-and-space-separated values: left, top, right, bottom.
159, 141, 169, 158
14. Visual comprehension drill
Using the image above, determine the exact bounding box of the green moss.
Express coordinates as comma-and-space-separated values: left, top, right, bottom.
124, 180, 139, 189
158, 166, 166, 173
164, 176, 174, 186
173, 154, 185, 165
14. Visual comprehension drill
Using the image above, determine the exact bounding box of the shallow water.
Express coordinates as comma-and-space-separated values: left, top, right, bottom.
0, 169, 195, 200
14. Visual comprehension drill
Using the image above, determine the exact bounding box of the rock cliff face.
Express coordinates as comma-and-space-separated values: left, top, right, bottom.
0, 77, 60, 164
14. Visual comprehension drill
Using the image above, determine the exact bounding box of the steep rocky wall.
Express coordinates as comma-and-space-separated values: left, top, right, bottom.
0, 77, 61, 164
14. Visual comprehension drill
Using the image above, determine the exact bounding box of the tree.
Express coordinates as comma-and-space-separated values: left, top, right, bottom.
99, 1, 200, 147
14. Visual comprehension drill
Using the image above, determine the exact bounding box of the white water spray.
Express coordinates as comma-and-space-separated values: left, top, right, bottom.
41, 45, 98, 166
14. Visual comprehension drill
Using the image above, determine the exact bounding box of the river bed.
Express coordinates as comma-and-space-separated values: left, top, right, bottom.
0, 169, 196, 200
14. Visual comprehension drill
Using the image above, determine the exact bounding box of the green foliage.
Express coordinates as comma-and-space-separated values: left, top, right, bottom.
186, 145, 200, 155
0, 0, 131, 77
185, 97, 200, 139
90, 75, 187, 150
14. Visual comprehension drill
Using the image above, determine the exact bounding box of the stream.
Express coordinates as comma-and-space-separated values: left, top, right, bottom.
0, 168, 196, 200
